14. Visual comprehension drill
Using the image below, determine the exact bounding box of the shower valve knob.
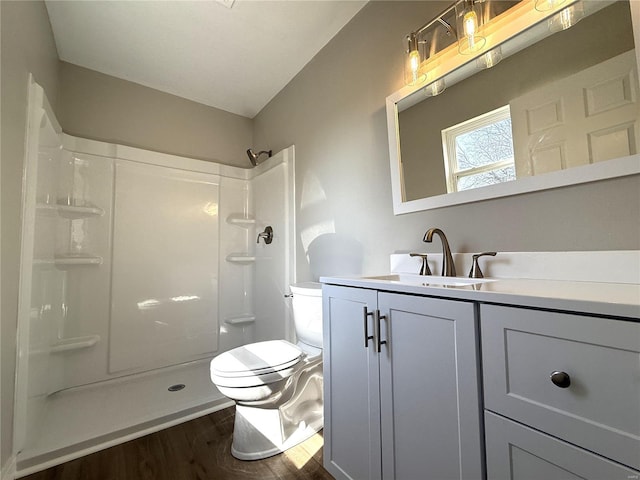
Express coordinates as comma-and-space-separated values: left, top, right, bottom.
257, 226, 273, 244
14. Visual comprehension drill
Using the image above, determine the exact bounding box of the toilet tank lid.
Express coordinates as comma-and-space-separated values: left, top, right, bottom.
211, 340, 302, 377
290, 282, 322, 296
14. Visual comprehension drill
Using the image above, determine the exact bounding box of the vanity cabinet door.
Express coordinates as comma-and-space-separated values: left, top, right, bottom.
485, 411, 640, 480
378, 293, 483, 480
323, 285, 381, 480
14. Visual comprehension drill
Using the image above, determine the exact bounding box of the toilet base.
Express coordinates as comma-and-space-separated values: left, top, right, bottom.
231, 400, 323, 460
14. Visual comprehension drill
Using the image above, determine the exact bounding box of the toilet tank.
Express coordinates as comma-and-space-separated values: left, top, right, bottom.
290, 282, 323, 348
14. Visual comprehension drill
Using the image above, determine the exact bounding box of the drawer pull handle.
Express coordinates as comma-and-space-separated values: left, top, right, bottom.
550, 371, 571, 388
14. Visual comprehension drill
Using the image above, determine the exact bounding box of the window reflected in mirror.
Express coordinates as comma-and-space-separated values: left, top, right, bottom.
442, 105, 515, 193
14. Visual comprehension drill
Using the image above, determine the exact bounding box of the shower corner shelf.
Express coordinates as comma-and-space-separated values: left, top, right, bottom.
34, 254, 103, 267
50, 334, 101, 354
36, 203, 104, 219
225, 254, 256, 264
224, 314, 256, 326
226, 214, 256, 227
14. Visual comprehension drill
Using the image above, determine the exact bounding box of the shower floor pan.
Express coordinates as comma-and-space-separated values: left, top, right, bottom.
16, 358, 231, 477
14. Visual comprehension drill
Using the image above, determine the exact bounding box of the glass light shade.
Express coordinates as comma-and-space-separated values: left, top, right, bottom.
534, 0, 566, 12
424, 78, 446, 97
404, 34, 427, 86
476, 47, 502, 69
548, 2, 584, 32
455, 0, 486, 55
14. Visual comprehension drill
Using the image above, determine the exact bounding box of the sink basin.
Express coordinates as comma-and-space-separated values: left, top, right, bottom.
362, 274, 495, 287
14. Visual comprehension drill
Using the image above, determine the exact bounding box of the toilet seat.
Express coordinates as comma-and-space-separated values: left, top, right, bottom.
210, 340, 303, 388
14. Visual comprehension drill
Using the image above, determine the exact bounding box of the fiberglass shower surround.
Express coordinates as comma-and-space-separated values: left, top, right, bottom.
14, 77, 295, 476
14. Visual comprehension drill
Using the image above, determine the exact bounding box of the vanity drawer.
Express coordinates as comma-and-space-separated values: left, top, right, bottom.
481, 304, 640, 470
485, 411, 640, 480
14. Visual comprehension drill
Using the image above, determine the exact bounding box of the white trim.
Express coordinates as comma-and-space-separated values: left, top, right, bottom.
632, 0, 640, 73
393, 153, 639, 214
14, 76, 55, 455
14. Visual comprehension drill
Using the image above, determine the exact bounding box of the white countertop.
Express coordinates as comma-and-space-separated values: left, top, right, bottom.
319, 275, 640, 319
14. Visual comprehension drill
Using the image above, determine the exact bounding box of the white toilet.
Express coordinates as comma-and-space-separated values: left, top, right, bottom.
210, 282, 323, 460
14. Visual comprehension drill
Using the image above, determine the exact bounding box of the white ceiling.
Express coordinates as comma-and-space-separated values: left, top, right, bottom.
45, 1, 367, 118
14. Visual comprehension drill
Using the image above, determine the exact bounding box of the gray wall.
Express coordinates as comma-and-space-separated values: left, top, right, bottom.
254, 1, 640, 283
1, 0, 60, 469
58, 62, 254, 167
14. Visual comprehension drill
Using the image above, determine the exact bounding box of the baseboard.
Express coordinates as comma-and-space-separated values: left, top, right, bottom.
1, 455, 16, 480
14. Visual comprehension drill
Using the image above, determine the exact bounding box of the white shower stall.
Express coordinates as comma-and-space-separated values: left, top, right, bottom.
14, 77, 296, 476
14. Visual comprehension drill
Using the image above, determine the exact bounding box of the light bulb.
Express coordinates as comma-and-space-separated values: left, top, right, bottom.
456, 0, 486, 55
409, 50, 420, 80
404, 34, 426, 86
464, 10, 478, 50
464, 10, 477, 37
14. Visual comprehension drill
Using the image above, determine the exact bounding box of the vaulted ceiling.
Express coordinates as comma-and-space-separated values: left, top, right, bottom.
45, 1, 367, 118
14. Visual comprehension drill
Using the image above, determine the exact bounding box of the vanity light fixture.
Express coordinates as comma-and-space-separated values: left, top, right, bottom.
455, 0, 486, 55
402, 1, 515, 85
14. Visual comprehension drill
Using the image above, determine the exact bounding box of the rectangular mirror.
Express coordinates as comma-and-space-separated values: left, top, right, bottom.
386, 0, 640, 214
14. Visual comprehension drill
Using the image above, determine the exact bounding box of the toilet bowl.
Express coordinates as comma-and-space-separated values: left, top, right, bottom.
210, 282, 323, 460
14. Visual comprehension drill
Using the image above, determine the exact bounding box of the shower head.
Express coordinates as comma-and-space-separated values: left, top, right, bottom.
246, 148, 272, 167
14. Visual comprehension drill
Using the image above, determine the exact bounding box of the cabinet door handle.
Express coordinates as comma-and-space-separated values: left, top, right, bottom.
550, 371, 571, 388
363, 307, 374, 348
375, 310, 387, 353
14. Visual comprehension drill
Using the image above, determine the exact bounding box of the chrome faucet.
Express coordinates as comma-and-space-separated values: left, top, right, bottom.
423, 228, 456, 277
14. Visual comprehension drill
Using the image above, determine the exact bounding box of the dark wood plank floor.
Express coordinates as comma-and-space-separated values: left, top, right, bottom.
24, 407, 334, 480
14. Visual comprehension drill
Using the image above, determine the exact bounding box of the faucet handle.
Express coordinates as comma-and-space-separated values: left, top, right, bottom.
469, 252, 497, 278
409, 253, 432, 276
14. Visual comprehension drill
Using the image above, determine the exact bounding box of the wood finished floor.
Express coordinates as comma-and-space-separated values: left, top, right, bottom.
24, 407, 334, 480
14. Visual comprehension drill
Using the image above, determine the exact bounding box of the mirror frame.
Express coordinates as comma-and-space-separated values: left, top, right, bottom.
386, 0, 640, 215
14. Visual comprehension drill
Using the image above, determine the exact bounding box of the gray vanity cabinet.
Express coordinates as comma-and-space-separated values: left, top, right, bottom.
322, 284, 483, 480
481, 304, 640, 477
